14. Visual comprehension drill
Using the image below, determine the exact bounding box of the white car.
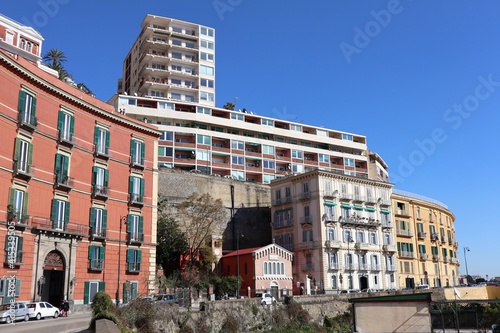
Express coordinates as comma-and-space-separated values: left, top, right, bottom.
0, 302, 29, 323
27, 302, 59, 320
255, 292, 277, 305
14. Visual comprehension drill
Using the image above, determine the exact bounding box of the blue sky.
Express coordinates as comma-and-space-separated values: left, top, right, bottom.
3, 1, 499, 279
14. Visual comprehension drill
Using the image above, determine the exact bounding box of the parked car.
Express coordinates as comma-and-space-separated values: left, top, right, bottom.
153, 294, 177, 304
361, 288, 379, 293
27, 302, 59, 320
0, 302, 29, 323
339, 289, 361, 294
415, 284, 430, 290
254, 292, 276, 305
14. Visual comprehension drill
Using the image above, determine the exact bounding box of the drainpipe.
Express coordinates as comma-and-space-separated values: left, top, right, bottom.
33, 233, 41, 302
66, 238, 73, 300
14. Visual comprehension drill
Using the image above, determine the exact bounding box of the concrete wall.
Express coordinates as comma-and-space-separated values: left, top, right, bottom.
443, 285, 500, 300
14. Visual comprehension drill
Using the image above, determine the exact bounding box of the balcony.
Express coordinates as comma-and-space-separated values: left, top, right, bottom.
329, 262, 340, 270
54, 174, 74, 191
272, 219, 293, 229
127, 262, 141, 273
399, 251, 414, 258
130, 155, 145, 169
378, 198, 391, 206
441, 236, 448, 243
5, 251, 23, 267
431, 233, 439, 242
344, 263, 356, 271
382, 244, 397, 252
365, 196, 377, 204
340, 216, 380, 228
298, 241, 320, 250
323, 214, 336, 224
353, 195, 365, 203
419, 253, 428, 260
395, 209, 410, 217
94, 144, 109, 159
417, 232, 427, 239
31, 216, 89, 239
432, 254, 440, 261
323, 191, 337, 199
324, 240, 341, 249
13, 160, 32, 179
396, 228, 413, 237
381, 220, 392, 229
283, 196, 292, 204
129, 193, 144, 206
299, 216, 313, 226
90, 228, 106, 240
452, 258, 459, 264
127, 232, 144, 245
299, 192, 310, 200
339, 193, 353, 201
89, 259, 103, 271
17, 112, 37, 131
371, 264, 381, 271
92, 185, 109, 199
58, 130, 74, 146
6, 211, 30, 230
272, 198, 282, 206
358, 263, 370, 271
354, 242, 369, 251
386, 265, 397, 272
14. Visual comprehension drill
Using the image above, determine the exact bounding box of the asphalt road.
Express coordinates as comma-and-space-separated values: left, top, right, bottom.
0, 312, 91, 333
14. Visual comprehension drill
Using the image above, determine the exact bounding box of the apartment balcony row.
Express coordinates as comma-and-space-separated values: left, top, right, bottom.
271, 197, 293, 206
398, 250, 414, 258
396, 228, 414, 237
298, 241, 321, 250
30, 216, 89, 239
340, 216, 382, 228
143, 25, 199, 40
382, 244, 397, 252
327, 263, 384, 271
395, 209, 411, 217
299, 215, 313, 226
272, 219, 294, 229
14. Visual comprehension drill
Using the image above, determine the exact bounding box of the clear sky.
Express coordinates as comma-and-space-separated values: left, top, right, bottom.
2, 1, 499, 279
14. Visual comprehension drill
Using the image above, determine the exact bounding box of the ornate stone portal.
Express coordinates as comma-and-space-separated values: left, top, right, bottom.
43, 250, 65, 271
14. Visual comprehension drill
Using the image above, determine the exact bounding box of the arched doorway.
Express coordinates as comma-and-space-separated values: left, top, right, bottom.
42, 250, 65, 306
359, 276, 368, 290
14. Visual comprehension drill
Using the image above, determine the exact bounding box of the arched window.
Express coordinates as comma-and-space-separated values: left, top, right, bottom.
281, 263, 285, 275
263, 262, 268, 274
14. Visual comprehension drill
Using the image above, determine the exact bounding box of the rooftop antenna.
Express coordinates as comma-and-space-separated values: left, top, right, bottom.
233, 96, 238, 108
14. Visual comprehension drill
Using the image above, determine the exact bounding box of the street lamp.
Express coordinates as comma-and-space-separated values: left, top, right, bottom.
464, 247, 470, 285
346, 235, 354, 289
116, 216, 127, 307
236, 231, 244, 299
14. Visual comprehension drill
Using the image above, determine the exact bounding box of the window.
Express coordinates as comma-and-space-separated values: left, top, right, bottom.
197, 107, 211, 115
200, 39, 214, 49
51, 199, 70, 230
342, 133, 353, 141
290, 124, 302, 132
262, 145, 274, 155
94, 127, 109, 155
262, 119, 274, 126
369, 232, 377, 244
0, 277, 21, 303
5, 234, 23, 265
17, 90, 37, 127
123, 281, 138, 303
13, 138, 33, 174
126, 249, 142, 272
200, 92, 215, 102
329, 252, 338, 269
231, 140, 244, 150
129, 176, 145, 204
302, 229, 313, 242
327, 227, 336, 241
317, 129, 328, 137
8, 187, 28, 223
200, 52, 214, 62
232, 155, 244, 165
200, 65, 214, 75
57, 111, 74, 142
263, 174, 275, 184
54, 153, 70, 185
201, 27, 214, 37
88, 245, 105, 270
231, 170, 244, 180
200, 78, 214, 88
263, 160, 275, 169
318, 154, 329, 163
83, 281, 105, 304
158, 147, 173, 157
344, 158, 354, 167
130, 139, 145, 166
92, 166, 109, 197
197, 134, 210, 145
90, 207, 107, 238
291, 150, 303, 159
230, 113, 243, 121
331, 275, 338, 289
127, 215, 144, 243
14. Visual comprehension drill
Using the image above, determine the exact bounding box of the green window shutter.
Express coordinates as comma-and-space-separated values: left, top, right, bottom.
131, 283, 138, 299
69, 114, 75, 135
14, 138, 20, 160
30, 96, 36, 118
102, 210, 108, 230
27, 143, 33, 167
104, 169, 109, 187
105, 130, 110, 149
139, 216, 144, 236
55, 154, 62, 175
4, 235, 9, 252
140, 142, 145, 160
126, 249, 131, 263
89, 207, 96, 229
57, 111, 64, 130
51, 199, 58, 227
83, 281, 90, 304
130, 139, 136, 157
98, 282, 105, 292
129, 176, 133, 195
63, 155, 69, 176
17, 237, 23, 256
8, 188, 15, 207
92, 166, 97, 186
123, 282, 129, 303
64, 201, 70, 224
88, 245, 94, 259
140, 178, 145, 197
158, 147, 165, 156
17, 90, 26, 111
397, 242, 401, 252
100, 246, 105, 261
93, 127, 99, 145
137, 250, 142, 263
127, 215, 132, 233
22, 191, 28, 214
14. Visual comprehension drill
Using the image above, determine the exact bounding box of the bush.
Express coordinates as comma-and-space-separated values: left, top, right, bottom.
91, 291, 114, 317
89, 311, 132, 333
220, 313, 240, 333
117, 298, 156, 333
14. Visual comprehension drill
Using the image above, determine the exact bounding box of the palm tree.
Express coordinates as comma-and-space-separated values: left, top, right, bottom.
223, 102, 235, 110
43, 49, 70, 80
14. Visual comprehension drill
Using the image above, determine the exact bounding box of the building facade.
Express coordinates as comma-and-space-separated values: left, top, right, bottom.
392, 189, 459, 288
270, 169, 397, 294
119, 14, 216, 107
0, 15, 160, 307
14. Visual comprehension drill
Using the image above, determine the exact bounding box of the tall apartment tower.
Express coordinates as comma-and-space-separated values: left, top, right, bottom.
119, 14, 216, 106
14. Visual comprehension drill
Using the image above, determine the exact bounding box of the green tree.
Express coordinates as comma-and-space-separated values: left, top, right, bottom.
223, 102, 235, 110
156, 213, 188, 273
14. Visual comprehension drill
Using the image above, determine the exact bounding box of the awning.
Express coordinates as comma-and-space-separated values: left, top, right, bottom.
341, 204, 353, 208
324, 202, 337, 206
246, 156, 262, 160
380, 209, 391, 214
353, 206, 364, 210
364, 207, 376, 212
174, 147, 195, 151
246, 142, 260, 146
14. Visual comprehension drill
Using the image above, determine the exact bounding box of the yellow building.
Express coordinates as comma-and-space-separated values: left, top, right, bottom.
392, 190, 459, 288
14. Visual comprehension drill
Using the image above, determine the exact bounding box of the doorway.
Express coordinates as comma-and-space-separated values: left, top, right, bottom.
359, 276, 368, 290
41, 250, 65, 306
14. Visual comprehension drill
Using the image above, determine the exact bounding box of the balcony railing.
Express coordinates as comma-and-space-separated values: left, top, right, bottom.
371, 264, 381, 271
92, 185, 109, 198
130, 155, 145, 168
324, 240, 341, 249
396, 229, 414, 237
420, 253, 428, 260
418, 231, 427, 239
339, 193, 353, 200
323, 191, 337, 199
358, 263, 370, 271
129, 193, 144, 205
6, 251, 23, 265
31, 216, 89, 238
353, 195, 365, 202
382, 244, 397, 252
354, 242, 369, 251
13, 160, 31, 177
17, 112, 37, 129
299, 192, 310, 200
6, 211, 30, 228
323, 214, 336, 223
89, 259, 103, 271
94, 144, 109, 158
329, 262, 340, 270
90, 228, 106, 239
399, 251, 414, 258
127, 262, 141, 272
272, 198, 282, 206
127, 232, 144, 244
386, 264, 397, 272
432, 254, 440, 261
431, 233, 439, 241
55, 174, 74, 190
283, 196, 292, 203
272, 219, 293, 229
299, 216, 313, 225
58, 130, 74, 145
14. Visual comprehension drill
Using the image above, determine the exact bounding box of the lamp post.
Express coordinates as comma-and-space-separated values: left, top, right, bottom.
116, 216, 127, 307
464, 247, 470, 285
347, 235, 354, 289
236, 231, 244, 298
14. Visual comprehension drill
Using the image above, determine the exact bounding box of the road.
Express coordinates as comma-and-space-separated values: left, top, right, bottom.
0, 312, 91, 333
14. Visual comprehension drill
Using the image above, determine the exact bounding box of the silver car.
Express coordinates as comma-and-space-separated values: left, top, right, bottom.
0, 302, 29, 323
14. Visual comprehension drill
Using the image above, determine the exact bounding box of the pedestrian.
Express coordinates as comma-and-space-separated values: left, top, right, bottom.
63, 300, 69, 317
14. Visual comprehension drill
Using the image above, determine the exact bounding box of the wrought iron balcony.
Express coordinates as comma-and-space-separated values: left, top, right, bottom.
299, 215, 313, 225
58, 130, 74, 146
92, 185, 109, 199
130, 155, 145, 168
129, 193, 144, 206
30, 216, 89, 239
94, 144, 109, 158
127, 232, 144, 244
127, 262, 141, 272
17, 112, 37, 130
418, 232, 427, 239
90, 228, 106, 239
55, 174, 74, 190
13, 160, 32, 179
89, 259, 103, 271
